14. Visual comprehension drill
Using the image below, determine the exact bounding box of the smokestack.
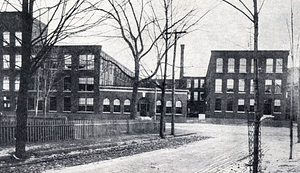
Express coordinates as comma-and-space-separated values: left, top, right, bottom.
180, 44, 185, 79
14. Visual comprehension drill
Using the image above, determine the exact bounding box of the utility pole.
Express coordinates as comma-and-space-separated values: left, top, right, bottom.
289, 0, 294, 159
167, 30, 186, 136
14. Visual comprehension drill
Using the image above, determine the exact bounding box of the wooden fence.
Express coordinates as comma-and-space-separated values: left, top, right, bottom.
0, 118, 159, 145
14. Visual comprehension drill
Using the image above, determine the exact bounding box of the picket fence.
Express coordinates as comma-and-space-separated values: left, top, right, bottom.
0, 117, 159, 145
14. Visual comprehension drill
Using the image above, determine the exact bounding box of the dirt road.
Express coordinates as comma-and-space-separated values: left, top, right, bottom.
44, 123, 300, 173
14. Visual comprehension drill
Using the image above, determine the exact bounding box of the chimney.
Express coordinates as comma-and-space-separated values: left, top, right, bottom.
180, 44, 185, 79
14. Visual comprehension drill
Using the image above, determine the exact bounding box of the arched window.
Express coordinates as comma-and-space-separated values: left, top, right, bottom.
166, 101, 172, 113
176, 101, 182, 114
156, 100, 161, 113
113, 99, 120, 112
124, 99, 130, 113
103, 98, 110, 113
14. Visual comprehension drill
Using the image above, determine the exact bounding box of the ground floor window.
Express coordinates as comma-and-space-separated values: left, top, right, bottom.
124, 99, 130, 113
176, 101, 182, 114
215, 98, 221, 111
50, 97, 57, 111
226, 99, 233, 112
64, 97, 71, 111
166, 101, 172, 113
28, 97, 34, 110
274, 99, 281, 113
113, 99, 120, 112
250, 99, 254, 112
156, 100, 161, 113
78, 97, 93, 112
103, 98, 110, 113
238, 99, 244, 112
3, 96, 10, 110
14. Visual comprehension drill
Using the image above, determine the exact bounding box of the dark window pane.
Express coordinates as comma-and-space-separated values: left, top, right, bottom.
64, 97, 71, 111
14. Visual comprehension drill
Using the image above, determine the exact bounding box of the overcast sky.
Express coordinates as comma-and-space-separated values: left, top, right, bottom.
2, 0, 300, 78
64, 0, 299, 77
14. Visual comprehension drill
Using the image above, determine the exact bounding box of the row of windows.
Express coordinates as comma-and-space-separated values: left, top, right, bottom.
215, 98, 281, 113
25, 97, 183, 114
2, 32, 22, 47
48, 54, 95, 70
216, 58, 283, 73
215, 79, 282, 94
188, 92, 205, 101
186, 79, 205, 88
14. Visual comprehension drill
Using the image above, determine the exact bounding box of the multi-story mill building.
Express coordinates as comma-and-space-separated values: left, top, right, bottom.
0, 12, 188, 120
206, 50, 289, 120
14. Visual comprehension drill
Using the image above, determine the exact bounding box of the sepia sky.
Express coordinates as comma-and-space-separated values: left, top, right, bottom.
1, 0, 300, 77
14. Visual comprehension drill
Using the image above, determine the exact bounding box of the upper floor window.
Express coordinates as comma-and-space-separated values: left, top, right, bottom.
15, 32, 22, 47
79, 54, 94, 70
216, 58, 223, 73
275, 58, 283, 73
250, 79, 255, 94
3, 55, 10, 69
3, 76, 9, 91
251, 59, 254, 73
64, 76, 71, 91
215, 79, 222, 93
15, 55, 22, 69
187, 79, 191, 88
266, 58, 273, 73
79, 77, 94, 91
194, 79, 199, 88
238, 79, 245, 93
275, 79, 282, 94
265, 79, 272, 93
227, 79, 234, 93
64, 55, 72, 69
239, 58, 246, 73
200, 92, 205, 101
15, 76, 20, 91
228, 58, 235, 73
3, 32, 9, 46
200, 79, 205, 88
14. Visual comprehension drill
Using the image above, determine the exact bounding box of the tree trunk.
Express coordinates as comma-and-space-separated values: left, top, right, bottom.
130, 59, 140, 119
15, 1, 33, 159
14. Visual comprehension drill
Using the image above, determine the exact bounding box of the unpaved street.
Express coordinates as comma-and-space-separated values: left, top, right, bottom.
44, 123, 300, 173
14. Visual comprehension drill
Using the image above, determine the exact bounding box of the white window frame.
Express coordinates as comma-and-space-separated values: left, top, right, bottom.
228, 58, 235, 73
15, 32, 22, 47
239, 58, 247, 73
3, 55, 10, 69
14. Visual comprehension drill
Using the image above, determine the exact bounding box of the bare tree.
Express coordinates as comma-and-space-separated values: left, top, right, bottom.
90, 0, 201, 122
222, 0, 265, 172
9, 0, 100, 159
